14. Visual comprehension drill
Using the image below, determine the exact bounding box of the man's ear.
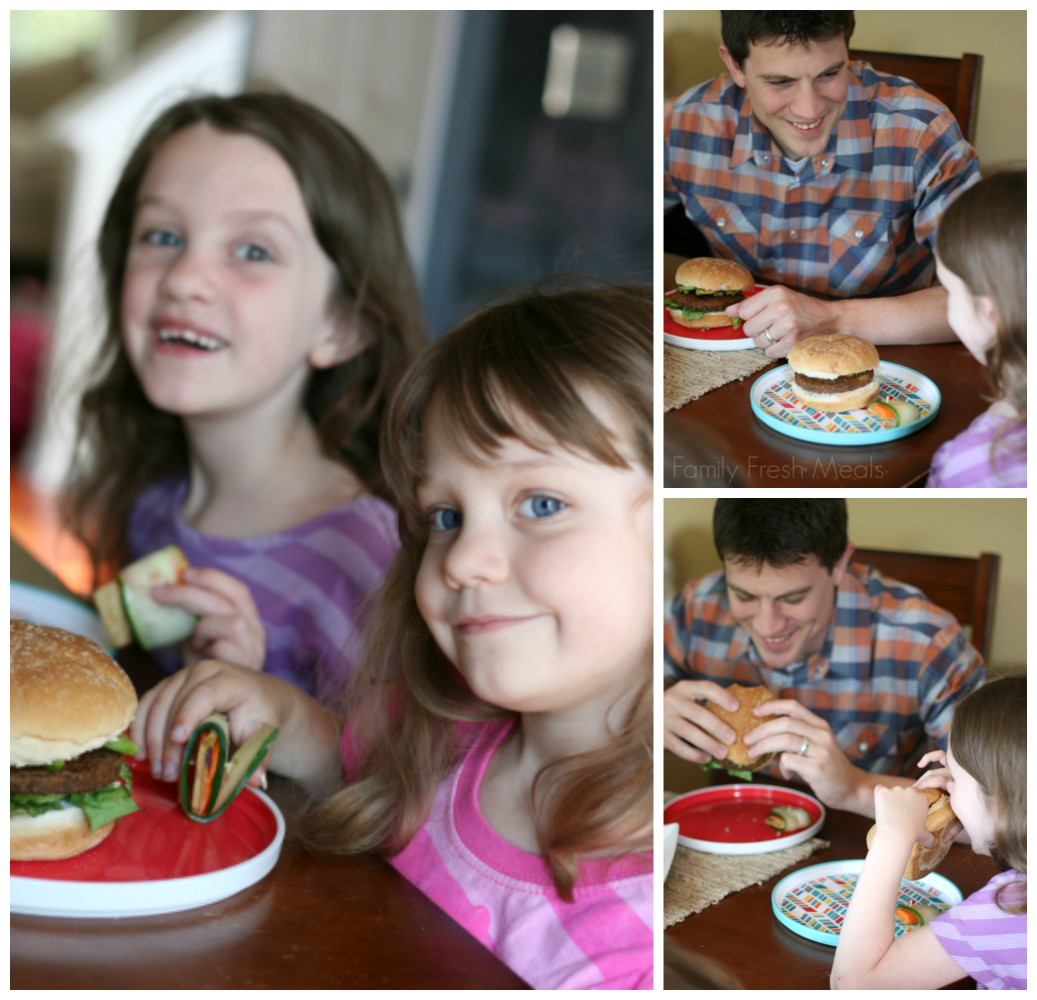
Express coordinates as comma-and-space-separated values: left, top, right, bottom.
718, 44, 747, 88
830, 542, 855, 587
309, 314, 371, 370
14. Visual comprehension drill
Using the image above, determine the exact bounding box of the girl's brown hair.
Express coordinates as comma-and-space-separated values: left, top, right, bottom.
950, 675, 1026, 914
936, 170, 1026, 476
63, 90, 427, 582
299, 280, 653, 901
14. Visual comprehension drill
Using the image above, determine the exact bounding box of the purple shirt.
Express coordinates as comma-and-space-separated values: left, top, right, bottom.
930, 870, 1027, 990
927, 411, 1026, 488
128, 476, 399, 696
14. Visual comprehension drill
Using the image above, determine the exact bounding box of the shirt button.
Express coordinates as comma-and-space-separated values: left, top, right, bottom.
858, 741, 868, 752
718, 218, 726, 228
790, 230, 798, 239
855, 229, 864, 239
762, 154, 770, 163
821, 159, 829, 168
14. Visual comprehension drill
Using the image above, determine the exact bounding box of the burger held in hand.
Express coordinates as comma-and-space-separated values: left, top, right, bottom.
11, 621, 141, 861
665, 257, 755, 330
701, 683, 776, 781
866, 786, 958, 881
786, 333, 881, 412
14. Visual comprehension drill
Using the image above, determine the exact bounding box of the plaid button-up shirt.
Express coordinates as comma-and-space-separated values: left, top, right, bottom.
664, 61, 981, 298
663, 563, 985, 778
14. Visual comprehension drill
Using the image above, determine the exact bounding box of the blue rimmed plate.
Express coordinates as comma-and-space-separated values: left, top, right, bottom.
772, 859, 962, 946
10, 581, 112, 653
750, 362, 940, 445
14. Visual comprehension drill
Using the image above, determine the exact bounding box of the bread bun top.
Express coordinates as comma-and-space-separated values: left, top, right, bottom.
786, 333, 880, 377
702, 683, 775, 767
675, 257, 755, 293
11, 621, 137, 767
921, 786, 955, 829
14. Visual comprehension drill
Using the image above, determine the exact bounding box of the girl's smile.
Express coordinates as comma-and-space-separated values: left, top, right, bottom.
414, 400, 652, 718
121, 125, 362, 423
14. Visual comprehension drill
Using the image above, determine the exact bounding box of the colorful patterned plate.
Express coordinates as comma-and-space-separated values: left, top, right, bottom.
750, 362, 941, 445
772, 860, 963, 946
663, 286, 764, 351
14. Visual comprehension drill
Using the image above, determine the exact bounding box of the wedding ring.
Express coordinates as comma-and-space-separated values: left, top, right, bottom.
764, 328, 775, 344
799, 738, 810, 756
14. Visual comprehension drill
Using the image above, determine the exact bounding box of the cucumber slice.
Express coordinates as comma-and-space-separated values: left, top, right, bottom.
179, 712, 278, 823
94, 580, 133, 648
117, 545, 198, 651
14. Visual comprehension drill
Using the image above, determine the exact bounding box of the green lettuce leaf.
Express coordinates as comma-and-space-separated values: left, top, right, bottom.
699, 760, 754, 782
10, 793, 66, 817
104, 735, 140, 756
11, 765, 142, 832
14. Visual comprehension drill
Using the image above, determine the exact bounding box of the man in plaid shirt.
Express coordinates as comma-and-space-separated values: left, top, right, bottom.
664, 12, 981, 358
663, 499, 985, 819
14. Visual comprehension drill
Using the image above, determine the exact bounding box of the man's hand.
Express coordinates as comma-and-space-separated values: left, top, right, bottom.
664, 680, 742, 764
744, 698, 867, 811
727, 284, 838, 358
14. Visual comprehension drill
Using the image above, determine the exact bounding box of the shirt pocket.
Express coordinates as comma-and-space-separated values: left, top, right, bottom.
839, 721, 893, 766
686, 194, 760, 273
828, 209, 896, 296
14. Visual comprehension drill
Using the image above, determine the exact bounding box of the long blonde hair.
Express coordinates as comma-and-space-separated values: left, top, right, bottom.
936, 170, 1026, 475
950, 675, 1026, 914
300, 280, 653, 900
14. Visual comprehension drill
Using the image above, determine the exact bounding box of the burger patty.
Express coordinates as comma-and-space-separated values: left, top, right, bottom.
667, 290, 745, 311
11, 746, 124, 797
793, 370, 874, 394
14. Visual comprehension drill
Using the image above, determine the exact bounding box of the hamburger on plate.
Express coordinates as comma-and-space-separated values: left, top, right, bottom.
11, 621, 141, 861
786, 333, 881, 412
665, 257, 755, 330
700, 683, 776, 781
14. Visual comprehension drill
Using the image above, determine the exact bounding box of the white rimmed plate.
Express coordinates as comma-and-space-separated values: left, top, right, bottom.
663, 823, 680, 882
664, 784, 825, 855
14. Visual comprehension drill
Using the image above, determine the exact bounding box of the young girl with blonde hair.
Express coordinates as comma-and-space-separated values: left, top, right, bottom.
927, 170, 1026, 487
131, 281, 654, 989
832, 676, 1026, 989
63, 92, 425, 695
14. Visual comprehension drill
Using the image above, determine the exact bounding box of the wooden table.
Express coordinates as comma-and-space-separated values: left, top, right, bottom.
10, 541, 528, 990
665, 775, 997, 990
663, 253, 988, 487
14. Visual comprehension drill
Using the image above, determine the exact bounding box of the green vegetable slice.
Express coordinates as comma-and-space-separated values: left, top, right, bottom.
179, 713, 278, 823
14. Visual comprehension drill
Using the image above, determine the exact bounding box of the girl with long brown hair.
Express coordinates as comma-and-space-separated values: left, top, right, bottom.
131, 281, 654, 989
832, 675, 1026, 989
63, 92, 426, 694
927, 170, 1026, 487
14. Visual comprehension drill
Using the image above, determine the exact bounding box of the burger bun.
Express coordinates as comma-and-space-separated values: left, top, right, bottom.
667, 308, 740, 331
11, 621, 138, 768
11, 807, 115, 862
865, 786, 957, 880
702, 683, 776, 772
674, 257, 755, 293
789, 378, 880, 413
786, 333, 880, 377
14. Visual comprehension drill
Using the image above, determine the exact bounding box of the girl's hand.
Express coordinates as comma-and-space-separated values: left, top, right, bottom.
872, 785, 935, 849
913, 751, 965, 844
129, 659, 343, 796
152, 567, 266, 671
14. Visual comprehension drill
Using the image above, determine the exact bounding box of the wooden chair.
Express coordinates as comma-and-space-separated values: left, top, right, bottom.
848, 49, 983, 145
851, 548, 999, 661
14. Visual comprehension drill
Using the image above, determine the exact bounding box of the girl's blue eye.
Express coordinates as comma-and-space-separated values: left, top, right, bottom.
520, 495, 565, 519
144, 229, 181, 248
234, 243, 271, 262
428, 508, 462, 532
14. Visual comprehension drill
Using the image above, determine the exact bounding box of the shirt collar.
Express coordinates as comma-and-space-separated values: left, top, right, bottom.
729, 68, 874, 174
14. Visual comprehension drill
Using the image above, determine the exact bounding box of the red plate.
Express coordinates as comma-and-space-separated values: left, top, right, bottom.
663, 284, 763, 340
664, 784, 825, 855
11, 760, 284, 917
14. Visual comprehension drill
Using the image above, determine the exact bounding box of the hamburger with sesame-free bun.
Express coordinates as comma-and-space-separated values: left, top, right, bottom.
866, 786, 958, 881
700, 683, 777, 781
10, 621, 141, 861
665, 257, 755, 330
786, 333, 881, 412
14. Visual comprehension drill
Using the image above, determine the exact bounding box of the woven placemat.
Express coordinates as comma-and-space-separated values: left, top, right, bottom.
664, 838, 830, 928
664, 343, 776, 411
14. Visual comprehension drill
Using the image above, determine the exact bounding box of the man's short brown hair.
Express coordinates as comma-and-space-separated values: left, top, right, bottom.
721, 11, 856, 68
